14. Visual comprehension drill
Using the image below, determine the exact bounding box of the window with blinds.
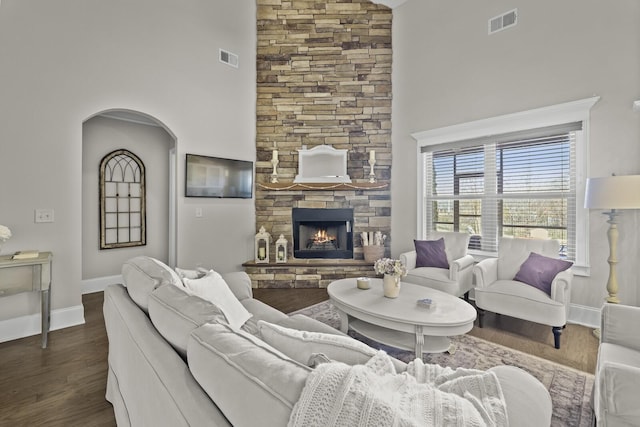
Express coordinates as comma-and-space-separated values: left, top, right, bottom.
423, 123, 579, 259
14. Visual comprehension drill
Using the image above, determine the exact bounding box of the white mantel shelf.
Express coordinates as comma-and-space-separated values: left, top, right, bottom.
258, 182, 388, 191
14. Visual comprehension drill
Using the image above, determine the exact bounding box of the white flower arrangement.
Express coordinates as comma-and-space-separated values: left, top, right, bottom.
374, 257, 407, 277
0, 225, 11, 242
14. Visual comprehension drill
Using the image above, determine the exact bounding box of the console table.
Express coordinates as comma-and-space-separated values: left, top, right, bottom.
0, 252, 52, 348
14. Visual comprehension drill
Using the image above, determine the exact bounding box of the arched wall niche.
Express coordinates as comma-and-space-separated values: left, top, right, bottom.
81, 108, 178, 283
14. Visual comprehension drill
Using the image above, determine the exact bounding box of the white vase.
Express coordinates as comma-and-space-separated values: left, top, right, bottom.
383, 274, 401, 298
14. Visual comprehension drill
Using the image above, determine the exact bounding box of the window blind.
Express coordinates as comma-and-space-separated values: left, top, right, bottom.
423, 123, 579, 258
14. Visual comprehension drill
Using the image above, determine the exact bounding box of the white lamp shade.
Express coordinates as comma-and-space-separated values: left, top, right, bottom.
585, 175, 640, 209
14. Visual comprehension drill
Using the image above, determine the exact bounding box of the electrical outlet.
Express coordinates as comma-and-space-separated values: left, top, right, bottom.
35, 209, 54, 223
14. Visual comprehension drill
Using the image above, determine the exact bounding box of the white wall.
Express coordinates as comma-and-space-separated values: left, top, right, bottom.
0, 0, 256, 324
391, 0, 640, 308
82, 115, 173, 279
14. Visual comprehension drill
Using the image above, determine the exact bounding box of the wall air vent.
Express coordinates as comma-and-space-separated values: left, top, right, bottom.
489, 9, 518, 35
219, 49, 239, 68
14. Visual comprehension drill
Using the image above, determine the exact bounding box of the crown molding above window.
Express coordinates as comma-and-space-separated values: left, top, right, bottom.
411, 96, 600, 147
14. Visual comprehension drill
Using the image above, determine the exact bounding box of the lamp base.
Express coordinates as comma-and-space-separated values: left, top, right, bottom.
603, 210, 621, 305
606, 295, 620, 304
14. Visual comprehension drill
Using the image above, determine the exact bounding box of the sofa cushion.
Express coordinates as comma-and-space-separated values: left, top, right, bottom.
151, 258, 185, 287
240, 300, 346, 336
414, 238, 449, 269
513, 252, 572, 296
220, 271, 253, 301
474, 279, 566, 327
188, 322, 310, 427
404, 267, 454, 289
258, 320, 376, 366
104, 284, 232, 427
182, 270, 252, 331
599, 342, 640, 371
148, 284, 227, 359
240, 298, 289, 335
597, 342, 640, 422
497, 238, 560, 281
425, 231, 470, 263
121, 256, 183, 313
257, 320, 407, 372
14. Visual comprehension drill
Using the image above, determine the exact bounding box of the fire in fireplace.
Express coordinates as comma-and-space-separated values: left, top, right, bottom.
292, 208, 354, 259
308, 228, 337, 250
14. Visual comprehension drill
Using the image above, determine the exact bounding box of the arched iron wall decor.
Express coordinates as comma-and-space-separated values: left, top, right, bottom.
99, 149, 146, 249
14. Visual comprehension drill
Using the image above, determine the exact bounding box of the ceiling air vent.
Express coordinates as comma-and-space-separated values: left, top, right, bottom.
489, 9, 518, 35
219, 48, 239, 68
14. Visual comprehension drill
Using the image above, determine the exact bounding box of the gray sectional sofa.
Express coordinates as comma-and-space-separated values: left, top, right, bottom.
104, 256, 552, 426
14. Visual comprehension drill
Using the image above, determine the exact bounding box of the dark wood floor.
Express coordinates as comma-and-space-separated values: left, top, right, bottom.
0, 292, 115, 426
0, 289, 598, 426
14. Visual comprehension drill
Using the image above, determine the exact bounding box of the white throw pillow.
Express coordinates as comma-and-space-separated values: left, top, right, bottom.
257, 320, 377, 366
175, 267, 208, 281
183, 270, 252, 331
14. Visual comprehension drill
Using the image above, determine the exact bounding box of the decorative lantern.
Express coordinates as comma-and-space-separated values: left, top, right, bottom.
275, 234, 288, 263
255, 226, 271, 263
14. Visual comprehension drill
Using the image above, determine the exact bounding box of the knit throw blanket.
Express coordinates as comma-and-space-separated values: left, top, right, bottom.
288, 351, 508, 427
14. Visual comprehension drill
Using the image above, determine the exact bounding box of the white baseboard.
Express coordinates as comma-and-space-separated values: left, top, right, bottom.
0, 272, 121, 345
82, 274, 122, 294
0, 304, 85, 344
568, 303, 601, 329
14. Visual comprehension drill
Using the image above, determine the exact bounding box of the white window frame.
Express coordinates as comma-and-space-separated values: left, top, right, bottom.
411, 96, 600, 276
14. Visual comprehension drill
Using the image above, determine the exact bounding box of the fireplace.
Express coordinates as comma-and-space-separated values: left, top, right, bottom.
292, 208, 354, 259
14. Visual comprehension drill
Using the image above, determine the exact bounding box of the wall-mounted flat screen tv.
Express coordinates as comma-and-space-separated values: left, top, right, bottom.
185, 153, 253, 198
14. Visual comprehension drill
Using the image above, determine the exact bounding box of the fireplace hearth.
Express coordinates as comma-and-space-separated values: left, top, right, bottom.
292, 208, 354, 259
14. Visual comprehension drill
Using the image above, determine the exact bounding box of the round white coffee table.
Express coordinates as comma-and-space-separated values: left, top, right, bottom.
327, 278, 477, 355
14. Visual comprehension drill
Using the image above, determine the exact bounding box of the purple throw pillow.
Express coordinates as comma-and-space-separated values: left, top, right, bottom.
514, 252, 573, 296
414, 238, 449, 269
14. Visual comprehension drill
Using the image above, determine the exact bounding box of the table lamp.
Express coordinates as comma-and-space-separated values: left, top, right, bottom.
584, 174, 640, 303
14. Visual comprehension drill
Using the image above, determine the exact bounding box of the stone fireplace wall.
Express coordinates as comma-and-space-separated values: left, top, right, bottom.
251, 0, 392, 288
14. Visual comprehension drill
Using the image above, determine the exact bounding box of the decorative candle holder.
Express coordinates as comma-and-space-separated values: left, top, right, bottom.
368, 158, 376, 183
255, 226, 271, 263
275, 234, 287, 263
271, 157, 279, 183
356, 277, 371, 290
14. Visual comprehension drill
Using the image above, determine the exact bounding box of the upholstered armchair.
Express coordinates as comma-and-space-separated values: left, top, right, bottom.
594, 303, 640, 426
473, 237, 573, 349
399, 231, 474, 299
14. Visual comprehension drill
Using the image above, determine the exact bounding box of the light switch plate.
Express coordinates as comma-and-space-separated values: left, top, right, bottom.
35, 209, 54, 223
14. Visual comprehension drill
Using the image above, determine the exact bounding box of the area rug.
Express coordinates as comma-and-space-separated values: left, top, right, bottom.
291, 301, 595, 427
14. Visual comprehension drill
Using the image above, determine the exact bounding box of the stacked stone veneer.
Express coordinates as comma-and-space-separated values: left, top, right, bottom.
252, 0, 392, 288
